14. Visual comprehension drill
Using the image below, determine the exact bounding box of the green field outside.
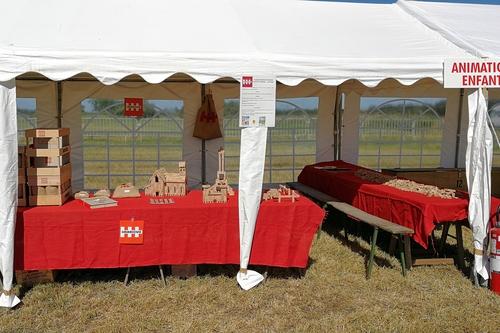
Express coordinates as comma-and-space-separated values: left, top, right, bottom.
17, 103, 500, 191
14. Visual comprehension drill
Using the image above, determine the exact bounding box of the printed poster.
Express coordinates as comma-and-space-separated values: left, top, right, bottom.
239, 76, 276, 127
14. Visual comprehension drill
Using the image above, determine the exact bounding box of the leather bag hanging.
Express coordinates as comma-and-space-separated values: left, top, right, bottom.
193, 94, 222, 140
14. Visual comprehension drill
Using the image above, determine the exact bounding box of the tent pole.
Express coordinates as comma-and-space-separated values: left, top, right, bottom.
454, 88, 464, 168
201, 84, 206, 183
338, 91, 344, 160
57, 81, 62, 127
333, 87, 342, 160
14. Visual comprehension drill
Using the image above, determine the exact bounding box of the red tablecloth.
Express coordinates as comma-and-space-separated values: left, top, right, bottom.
298, 160, 500, 248
15, 190, 324, 270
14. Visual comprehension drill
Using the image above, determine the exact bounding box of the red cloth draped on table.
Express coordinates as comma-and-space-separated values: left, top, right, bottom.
15, 191, 324, 270
298, 160, 500, 248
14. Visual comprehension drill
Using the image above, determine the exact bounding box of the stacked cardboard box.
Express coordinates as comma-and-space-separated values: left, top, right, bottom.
26, 128, 72, 206
18, 146, 28, 206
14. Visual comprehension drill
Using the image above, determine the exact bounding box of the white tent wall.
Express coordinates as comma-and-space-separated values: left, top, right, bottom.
16, 81, 58, 128
0, 80, 20, 308
457, 89, 474, 168
456, 88, 500, 169
339, 79, 462, 168
341, 90, 362, 164
60, 81, 201, 191
200, 84, 225, 183
211, 80, 336, 167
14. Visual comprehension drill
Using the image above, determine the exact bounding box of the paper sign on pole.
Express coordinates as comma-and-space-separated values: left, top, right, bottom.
239, 76, 276, 127
444, 59, 500, 88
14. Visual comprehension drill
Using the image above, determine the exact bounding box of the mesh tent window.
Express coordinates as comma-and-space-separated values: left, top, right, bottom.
81, 99, 184, 190
223, 97, 318, 184
358, 97, 446, 170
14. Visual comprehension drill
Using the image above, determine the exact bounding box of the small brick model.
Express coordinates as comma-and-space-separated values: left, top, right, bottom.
202, 148, 234, 203
262, 185, 300, 203
144, 162, 187, 197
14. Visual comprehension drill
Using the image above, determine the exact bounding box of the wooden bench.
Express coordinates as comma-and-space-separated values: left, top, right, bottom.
288, 182, 414, 278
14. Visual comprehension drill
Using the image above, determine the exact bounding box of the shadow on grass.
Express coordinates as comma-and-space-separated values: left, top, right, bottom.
28, 260, 313, 288
323, 208, 475, 277
322, 210, 395, 269
197, 262, 313, 280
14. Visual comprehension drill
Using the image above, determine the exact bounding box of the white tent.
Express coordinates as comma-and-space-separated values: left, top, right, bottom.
399, 0, 500, 58
0, 0, 472, 85
1, 0, 499, 306
401, 0, 500, 283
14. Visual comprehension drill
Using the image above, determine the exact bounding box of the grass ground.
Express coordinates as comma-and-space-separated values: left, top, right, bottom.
1, 219, 499, 333
8, 112, 500, 331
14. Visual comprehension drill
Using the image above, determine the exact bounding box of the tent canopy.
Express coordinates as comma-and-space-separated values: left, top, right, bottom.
400, 0, 500, 58
0, 0, 474, 86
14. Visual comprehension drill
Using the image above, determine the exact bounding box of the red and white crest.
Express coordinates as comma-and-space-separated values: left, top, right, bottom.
124, 98, 144, 117
119, 220, 144, 244
242, 76, 253, 88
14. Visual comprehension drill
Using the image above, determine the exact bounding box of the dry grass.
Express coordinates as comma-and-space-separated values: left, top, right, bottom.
1, 221, 499, 333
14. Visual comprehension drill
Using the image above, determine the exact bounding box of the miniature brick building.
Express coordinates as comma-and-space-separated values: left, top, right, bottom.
202, 148, 234, 203
262, 185, 300, 203
144, 161, 187, 197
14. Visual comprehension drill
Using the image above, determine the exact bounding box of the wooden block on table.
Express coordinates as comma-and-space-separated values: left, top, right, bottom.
29, 189, 71, 206
32, 135, 70, 149
25, 128, 70, 138
29, 180, 72, 206
26, 146, 71, 157
15, 270, 55, 286
18, 146, 26, 169
28, 154, 71, 168
27, 163, 71, 177
171, 264, 197, 278
18, 181, 28, 207
27, 164, 72, 186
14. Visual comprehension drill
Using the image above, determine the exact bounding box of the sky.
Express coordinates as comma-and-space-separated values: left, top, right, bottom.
323, 0, 500, 4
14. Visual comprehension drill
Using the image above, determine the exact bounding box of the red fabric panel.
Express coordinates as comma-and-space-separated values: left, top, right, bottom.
15, 190, 324, 270
298, 160, 500, 248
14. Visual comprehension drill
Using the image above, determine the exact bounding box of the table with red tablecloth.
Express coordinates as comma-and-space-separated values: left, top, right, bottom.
298, 160, 500, 248
15, 190, 324, 270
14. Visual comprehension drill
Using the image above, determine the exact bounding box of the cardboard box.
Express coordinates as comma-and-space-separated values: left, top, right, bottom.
29, 189, 71, 206
15, 270, 55, 286
27, 164, 72, 186
25, 128, 70, 138
26, 146, 71, 157
32, 135, 70, 149
27, 163, 72, 177
19, 162, 28, 206
18, 178, 28, 207
18, 146, 26, 169
28, 154, 71, 168
29, 180, 72, 206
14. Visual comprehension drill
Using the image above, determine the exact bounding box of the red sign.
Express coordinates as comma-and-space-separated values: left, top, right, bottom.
242, 76, 253, 88
119, 220, 144, 244
124, 98, 144, 117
